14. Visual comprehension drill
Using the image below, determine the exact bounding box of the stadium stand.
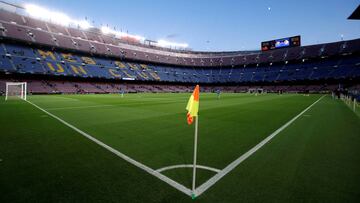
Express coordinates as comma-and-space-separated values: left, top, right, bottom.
0, 41, 359, 83
0, 8, 359, 95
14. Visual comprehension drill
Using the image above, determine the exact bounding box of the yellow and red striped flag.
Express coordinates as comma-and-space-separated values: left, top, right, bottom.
186, 85, 199, 125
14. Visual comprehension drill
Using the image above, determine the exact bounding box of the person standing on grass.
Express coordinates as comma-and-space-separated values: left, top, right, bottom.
216, 89, 221, 99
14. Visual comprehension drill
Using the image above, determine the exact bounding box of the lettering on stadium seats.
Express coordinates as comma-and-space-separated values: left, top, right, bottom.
129, 63, 149, 79
47, 62, 64, 73
109, 68, 121, 77
137, 71, 149, 79
115, 61, 126, 68
139, 64, 148, 69
113, 61, 135, 78
140, 64, 160, 80
121, 69, 135, 78
81, 57, 96, 65
38, 49, 56, 60
128, 63, 139, 70
61, 53, 77, 63
149, 72, 160, 80
70, 65, 87, 75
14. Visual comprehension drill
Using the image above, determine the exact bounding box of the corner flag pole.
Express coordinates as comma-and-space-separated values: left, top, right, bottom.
192, 115, 199, 197
186, 84, 200, 199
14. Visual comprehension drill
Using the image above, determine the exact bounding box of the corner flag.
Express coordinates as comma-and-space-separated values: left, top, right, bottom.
186, 85, 199, 125
186, 85, 200, 197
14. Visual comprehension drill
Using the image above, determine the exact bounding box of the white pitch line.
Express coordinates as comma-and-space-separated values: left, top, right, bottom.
55, 97, 79, 101
194, 95, 326, 197
25, 100, 193, 197
156, 164, 221, 173
46, 104, 115, 111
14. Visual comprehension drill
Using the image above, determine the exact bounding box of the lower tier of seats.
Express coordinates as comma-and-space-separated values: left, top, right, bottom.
1, 78, 358, 95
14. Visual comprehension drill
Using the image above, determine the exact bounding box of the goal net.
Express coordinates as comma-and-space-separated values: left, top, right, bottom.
5, 82, 27, 101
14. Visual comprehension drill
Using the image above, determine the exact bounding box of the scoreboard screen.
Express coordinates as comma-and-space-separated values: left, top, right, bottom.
261, 36, 301, 51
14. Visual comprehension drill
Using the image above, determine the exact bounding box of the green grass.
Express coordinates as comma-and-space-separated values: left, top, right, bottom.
0, 93, 359, 202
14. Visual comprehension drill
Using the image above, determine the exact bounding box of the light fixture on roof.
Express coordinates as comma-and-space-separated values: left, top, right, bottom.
101, 26, 112, 34
24, 4, 92, 29
100, 26, 145, 42
157, 40, 188, 49
25, 4, 69, 26
78, 20, 92, 29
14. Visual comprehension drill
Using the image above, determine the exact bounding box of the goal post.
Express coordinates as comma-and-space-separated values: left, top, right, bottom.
5, 82, 27, 101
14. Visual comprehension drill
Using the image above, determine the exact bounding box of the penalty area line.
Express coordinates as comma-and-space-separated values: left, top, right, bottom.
25, 100, 193, 197
195, 95, 326, 197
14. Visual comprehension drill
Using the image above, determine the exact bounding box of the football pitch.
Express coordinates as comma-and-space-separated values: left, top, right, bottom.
0, 93, 359, 202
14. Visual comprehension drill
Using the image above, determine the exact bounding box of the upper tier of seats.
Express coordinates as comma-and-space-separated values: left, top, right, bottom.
1, 42, 359, 83
0, 9, 359, 67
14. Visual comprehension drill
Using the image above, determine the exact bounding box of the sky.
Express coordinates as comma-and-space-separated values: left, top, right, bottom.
10, 0, 360, 51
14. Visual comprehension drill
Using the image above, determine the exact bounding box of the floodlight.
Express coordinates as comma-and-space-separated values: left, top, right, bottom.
157, 40, 188, 48
24, 4, 92, 29
101, 26, 112, 34
78, 20, 91, 29
101, 26, 145, 42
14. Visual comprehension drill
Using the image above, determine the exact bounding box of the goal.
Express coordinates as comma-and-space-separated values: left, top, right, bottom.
5, 82, 27, 101
248, 88, 264, 95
